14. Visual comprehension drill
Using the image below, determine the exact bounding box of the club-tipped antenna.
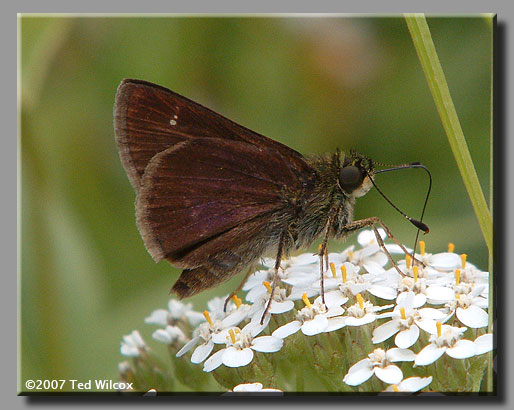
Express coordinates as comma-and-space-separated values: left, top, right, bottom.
366, 162, 432, 261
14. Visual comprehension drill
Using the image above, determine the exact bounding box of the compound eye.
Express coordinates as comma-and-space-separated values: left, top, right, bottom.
339, 165, 364, 193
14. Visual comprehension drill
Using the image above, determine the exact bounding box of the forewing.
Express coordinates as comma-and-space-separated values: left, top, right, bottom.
136, 137, 313, 264
114, 79, 307, 191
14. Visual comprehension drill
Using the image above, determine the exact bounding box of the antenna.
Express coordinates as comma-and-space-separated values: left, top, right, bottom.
366, 163, 432, 262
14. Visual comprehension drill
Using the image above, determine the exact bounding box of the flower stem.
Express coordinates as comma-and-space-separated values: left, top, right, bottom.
404, 13, 493, 253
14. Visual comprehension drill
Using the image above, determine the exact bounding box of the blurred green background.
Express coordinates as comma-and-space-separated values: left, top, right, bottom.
20, 16, 492, 391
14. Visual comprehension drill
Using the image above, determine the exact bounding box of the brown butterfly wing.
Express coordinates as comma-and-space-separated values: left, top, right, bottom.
114, 79, 307, 191
136, 137, 314, 266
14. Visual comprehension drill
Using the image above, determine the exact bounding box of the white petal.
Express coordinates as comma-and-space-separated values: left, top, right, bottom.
470, 284, 486, 298
357, 229, 379, 246
326, 305, 345, 318
387, 347, 416, 362
372, 320, 400, 344
343, 367, 374, 386
418, 307, 447, 321
120, 344, 139, 357
301, 315, 328, 336
348, 357, 373, 372
368, 284, 398, 300
288, 286, 318, 300
212, 329, 230, 344
222, 347, 254, 368
245, 285, 267, 303
272, 321, 302, 339
415, 344, 446, 366
345, 313, 375, 327
343, 358, 373, 386
384, 244, 410, 254
473, 296, 489, 309
144, 309, 168, 326
425, 286, 456, 303
396, 291, 415, 308
474, 333, 493, 355
186, 311, 206, 326
325, 316, 347, 332
398, 376, 433, 392
176, 337, 199, 357
395, 326, 419, 349
375, 365, 403, 385
375, 311, 396, 320
360, 243, 380, 258
203, 348, 225, 372
222, 309, 248, 328
446, 340, 476, 359
292, 253, 319, 265
206, 297, 225, 318
395, 291, 410, 305
412, 293, 427, 308
348, 283, 370, 295
415, 319, 438, 335
233, 382, 263, 392
243, 270, 270, 291
269, 300, 295, 314
362, 261, 386, 275
429, 252, 461, 270
247, 314, 271, 336
367, 251, 388, 266
191, 340, 214, 364
152, 329, 172, 344
316, 290, 348, 308
129, 330, 145, 347
456, 306, 489, 328
282, 274, 317, 288
252, 336, 283, 353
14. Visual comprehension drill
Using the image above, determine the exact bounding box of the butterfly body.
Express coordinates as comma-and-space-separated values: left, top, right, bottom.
114, 79, 376, 299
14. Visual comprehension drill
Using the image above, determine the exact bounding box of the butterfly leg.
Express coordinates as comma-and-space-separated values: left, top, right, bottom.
342, 217, 423, 277
317, 212, 337, 308
260, 232, 286, 324
223, 266, 254, 313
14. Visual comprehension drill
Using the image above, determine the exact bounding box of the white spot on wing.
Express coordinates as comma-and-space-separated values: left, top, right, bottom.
170, 119, 177, 126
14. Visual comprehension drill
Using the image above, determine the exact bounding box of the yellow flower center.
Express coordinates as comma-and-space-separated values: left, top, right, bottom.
455, 269, 461, 285
203, 310, 213, 327
413, 265, 419, 282
263, 281, 272, 293
405, 254, 412, 269
436, 321, 442, 338
400, 307, 406, 320
448, 242, 455, 253
341, 265, 347, 282
419, 240, 426, 255
231, 295, 242, 308
460, 254, 467, 269
228, 329, 237, 344
302, 293, 312, 309
330, 262, 337, 278
356, 293, 364, 309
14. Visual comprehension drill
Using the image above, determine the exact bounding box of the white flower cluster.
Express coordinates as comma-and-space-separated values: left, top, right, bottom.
121, 230, 494, 393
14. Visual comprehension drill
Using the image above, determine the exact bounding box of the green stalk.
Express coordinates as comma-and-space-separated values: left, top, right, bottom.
486, 17, 495, 393
404, 14, 493, 253
405, 13, 494, 393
